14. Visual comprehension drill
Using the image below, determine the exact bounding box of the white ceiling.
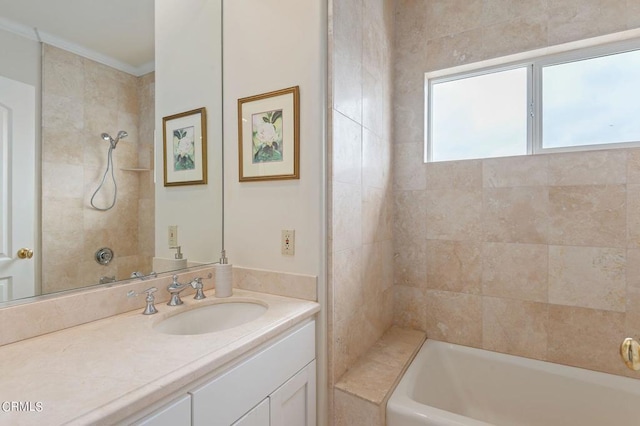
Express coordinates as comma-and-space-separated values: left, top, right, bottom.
0, 0, 154, 76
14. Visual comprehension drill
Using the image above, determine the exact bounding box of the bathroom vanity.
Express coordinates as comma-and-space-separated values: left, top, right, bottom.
133, 321, 316, 425
0, 288, 319, 425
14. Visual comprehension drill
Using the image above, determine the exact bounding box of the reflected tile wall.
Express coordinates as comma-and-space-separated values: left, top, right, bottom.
137, 72, 155, 272
42, 45, 154, 293
393, 0, 640, 379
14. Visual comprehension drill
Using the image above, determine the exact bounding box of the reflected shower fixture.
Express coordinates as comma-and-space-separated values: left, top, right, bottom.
101, 130, 128, 149
90, 130, 128, 211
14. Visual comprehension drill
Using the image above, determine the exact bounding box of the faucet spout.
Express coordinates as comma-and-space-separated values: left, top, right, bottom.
167, 275, 191, 306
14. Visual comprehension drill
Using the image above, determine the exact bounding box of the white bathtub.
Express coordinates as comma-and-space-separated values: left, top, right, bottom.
387, 339, 640, 426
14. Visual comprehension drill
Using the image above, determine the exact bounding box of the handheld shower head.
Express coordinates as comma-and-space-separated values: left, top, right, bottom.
100, 130, 128, 148
92, 129, 128, 211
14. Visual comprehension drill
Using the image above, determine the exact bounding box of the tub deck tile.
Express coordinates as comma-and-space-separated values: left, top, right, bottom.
335, 326, 426, 406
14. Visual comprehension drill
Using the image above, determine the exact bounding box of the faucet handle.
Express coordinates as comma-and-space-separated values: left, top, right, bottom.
191, 273, 213, 300
192, 278, 205, 300
127, 287, 158, 315
142, 287, 158, 296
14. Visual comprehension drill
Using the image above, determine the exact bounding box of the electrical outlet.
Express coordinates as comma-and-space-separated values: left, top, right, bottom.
168, 225, 178, 246
281, 229, 295, 256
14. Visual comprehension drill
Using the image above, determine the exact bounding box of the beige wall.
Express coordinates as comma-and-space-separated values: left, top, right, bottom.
41, 45, 154, 292
222, 0, 328, 422
329, 0, 395, 407
393, 0, 640, 378
223, 0, 325, 277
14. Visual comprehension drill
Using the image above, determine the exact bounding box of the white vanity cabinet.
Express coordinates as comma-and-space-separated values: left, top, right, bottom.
233, 397, 270, 425
128, 319, 316, 426
269, 359, 316, 425
232, 360, 316, 426
132, 394, 191, 426
190, 320, 316, 425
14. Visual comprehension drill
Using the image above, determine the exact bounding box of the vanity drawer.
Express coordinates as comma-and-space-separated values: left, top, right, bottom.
132, 394, 191, 426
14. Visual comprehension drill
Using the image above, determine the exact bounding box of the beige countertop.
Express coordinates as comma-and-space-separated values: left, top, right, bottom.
0, 289, 320, 425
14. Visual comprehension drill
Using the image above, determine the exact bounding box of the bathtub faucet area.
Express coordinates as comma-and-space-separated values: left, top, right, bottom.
621, 337, 640, 371
387, 340, 640, 426
131, 271, 158, 281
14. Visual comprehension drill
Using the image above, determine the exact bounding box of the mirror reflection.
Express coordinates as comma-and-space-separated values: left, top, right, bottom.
0, 0, 223, 304
41, 42, 157, 294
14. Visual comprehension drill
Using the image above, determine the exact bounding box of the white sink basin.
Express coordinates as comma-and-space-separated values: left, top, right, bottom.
154, 301, 268, 335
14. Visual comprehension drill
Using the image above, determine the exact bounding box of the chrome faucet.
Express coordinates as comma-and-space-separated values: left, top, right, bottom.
167, 275, 190, 306
167, 273, 214, 305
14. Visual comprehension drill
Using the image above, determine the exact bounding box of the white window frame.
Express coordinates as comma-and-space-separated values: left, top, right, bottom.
425, 29, 640, 163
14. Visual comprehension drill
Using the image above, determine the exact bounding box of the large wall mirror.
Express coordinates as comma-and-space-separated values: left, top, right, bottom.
0, 0, 223, 305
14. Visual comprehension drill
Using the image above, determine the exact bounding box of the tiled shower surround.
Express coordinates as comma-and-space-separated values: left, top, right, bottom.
394, 151, 640, 378
392, 0, 640, 379
329, 0, 395, 400
41, 45, 154, 294
330, 1, 640, 418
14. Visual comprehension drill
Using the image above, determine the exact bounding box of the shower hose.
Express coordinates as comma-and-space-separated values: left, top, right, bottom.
90, 143, 118, 211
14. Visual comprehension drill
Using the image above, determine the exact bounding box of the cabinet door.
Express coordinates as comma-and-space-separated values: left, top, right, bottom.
270, 360, 316, 426
232, 397, 270, 426
133, 394, 191, 426
191, 321, 315, 426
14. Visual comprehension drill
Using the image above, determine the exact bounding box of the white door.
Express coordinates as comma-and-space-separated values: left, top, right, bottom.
0, 75, 36, 301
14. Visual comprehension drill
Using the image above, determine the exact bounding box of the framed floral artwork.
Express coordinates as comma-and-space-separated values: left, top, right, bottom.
238, 86, 300, 181
162, 107, 207, 186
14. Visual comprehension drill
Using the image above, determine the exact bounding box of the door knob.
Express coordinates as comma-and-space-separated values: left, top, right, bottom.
17, 248, 34, 259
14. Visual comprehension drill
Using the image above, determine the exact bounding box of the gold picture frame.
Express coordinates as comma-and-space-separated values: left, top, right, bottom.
238, 86, 300, 182
162, 107, 207, 186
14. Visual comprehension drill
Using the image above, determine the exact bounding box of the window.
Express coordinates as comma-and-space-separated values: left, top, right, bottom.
426, 38, 640, 162
430, 67, 529, 162
541, 49, 640, 149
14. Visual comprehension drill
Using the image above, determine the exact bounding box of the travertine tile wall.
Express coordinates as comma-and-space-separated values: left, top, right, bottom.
42, 45, 154, 293
137, 73, 155, 266
328, 0, 395, 414
393, 0, 640, 378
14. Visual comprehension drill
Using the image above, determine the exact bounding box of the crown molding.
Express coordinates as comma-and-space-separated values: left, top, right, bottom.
0, 16, 154, 77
